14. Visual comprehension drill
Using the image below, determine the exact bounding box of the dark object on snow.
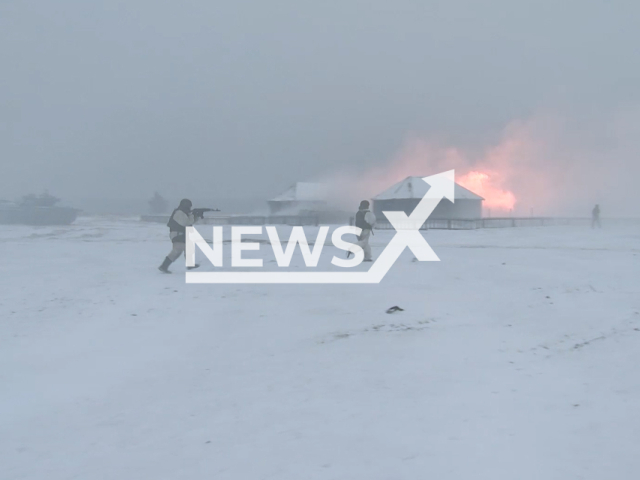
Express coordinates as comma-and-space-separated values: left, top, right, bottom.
0, 193, 78, 225
20, 192, 60, 207
386, 306, 404, 314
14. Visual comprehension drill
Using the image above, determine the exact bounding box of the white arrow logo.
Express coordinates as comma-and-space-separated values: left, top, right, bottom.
186, 170, 455, 284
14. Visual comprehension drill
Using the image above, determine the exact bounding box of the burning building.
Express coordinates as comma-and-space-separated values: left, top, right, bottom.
372, 176, 484, 222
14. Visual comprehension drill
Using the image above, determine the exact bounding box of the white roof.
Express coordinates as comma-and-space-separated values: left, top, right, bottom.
374, 176, 484, 201
270, 182, 328, 202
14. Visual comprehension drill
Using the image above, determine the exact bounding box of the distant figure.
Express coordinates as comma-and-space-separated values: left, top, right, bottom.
158, 199, 200, 273
354, 200, 376, 262
592, 204, 601, 229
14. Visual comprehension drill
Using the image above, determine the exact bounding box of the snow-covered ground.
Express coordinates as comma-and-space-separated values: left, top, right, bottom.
2, 217, 640, 479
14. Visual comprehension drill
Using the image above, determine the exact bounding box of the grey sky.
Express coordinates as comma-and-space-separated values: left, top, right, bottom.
1, 0, 639, 212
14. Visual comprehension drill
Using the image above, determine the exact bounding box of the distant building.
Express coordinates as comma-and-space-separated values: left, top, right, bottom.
267, 182, 329, 214
373, 176, 484, 222
266, 182, 351, 224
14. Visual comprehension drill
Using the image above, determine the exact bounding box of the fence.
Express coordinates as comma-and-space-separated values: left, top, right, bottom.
227, 215, 320, 226
142, 214, 606, 230
374, 217, 592, 231
140, 214, 320, 226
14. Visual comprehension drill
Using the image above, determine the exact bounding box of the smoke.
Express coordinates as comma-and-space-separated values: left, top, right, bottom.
320, 109, 640, 218
456, 172, 516, 212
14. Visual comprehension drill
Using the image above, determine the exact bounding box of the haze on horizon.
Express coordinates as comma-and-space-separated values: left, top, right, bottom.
1, 0, 639, 216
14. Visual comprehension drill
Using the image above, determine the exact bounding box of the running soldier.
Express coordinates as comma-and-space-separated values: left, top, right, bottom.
158, 199, 201, 273
355, 200, 376, 262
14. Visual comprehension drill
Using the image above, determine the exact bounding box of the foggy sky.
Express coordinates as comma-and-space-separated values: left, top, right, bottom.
1, 0, 639, 214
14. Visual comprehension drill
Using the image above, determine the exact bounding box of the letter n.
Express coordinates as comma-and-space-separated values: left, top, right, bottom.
186, 226, 223, 267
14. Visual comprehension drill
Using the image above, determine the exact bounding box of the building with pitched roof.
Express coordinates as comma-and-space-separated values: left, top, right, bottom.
373, 176, 484, 221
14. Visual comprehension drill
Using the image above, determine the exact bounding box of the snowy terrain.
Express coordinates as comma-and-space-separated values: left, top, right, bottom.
2, 217, 640, 480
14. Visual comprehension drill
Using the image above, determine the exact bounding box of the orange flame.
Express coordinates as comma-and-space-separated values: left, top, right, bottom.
458, 171, 516, 212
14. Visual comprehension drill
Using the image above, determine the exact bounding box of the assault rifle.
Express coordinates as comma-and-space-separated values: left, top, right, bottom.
192, 207, 220, 219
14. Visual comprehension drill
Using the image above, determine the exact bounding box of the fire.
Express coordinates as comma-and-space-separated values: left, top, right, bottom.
458, 171, 516, 212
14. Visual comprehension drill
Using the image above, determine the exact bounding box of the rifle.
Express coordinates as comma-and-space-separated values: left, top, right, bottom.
192, 208, 220, 219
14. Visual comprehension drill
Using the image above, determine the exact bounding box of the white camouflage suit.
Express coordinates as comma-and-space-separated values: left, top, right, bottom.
356, 209, 376, 261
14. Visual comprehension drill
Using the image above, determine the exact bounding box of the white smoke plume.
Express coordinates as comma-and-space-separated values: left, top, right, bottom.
320, 110, 640, 218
